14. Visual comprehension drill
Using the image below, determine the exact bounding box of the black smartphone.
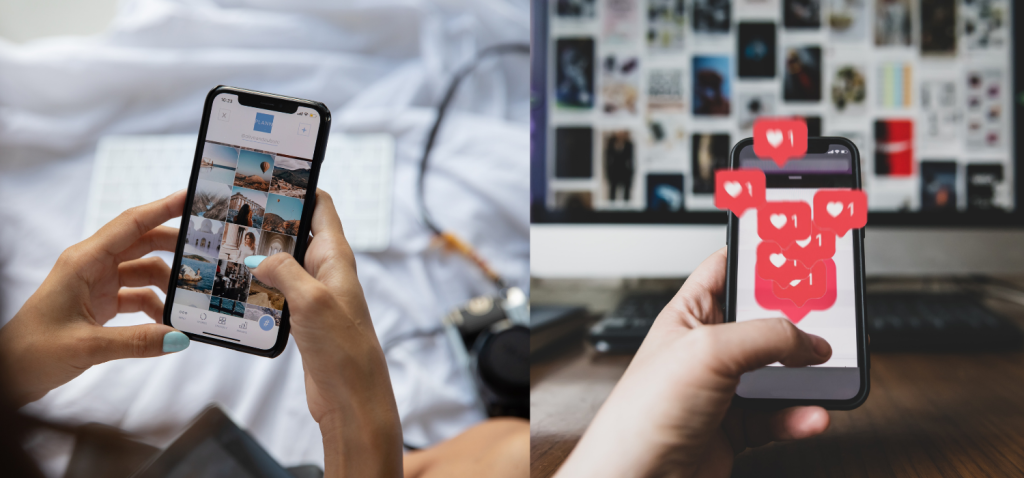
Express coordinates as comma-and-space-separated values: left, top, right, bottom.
724, 137, 869, 409
162, 86, 331, 357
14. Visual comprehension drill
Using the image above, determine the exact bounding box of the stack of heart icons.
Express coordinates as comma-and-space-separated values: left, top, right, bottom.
717, 168, 868, 322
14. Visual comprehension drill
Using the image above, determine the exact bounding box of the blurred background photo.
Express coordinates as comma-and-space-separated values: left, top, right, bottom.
0, 0, 528, 476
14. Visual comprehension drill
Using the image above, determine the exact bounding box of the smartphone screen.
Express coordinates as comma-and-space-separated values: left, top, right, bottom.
167, 91, 323, 351
728, 138, 867, 404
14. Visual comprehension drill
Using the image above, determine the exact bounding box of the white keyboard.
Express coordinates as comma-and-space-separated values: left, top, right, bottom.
83, 134, 394, 252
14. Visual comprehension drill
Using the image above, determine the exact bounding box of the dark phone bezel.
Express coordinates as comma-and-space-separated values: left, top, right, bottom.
724, 137, 870, 410
161, 85, 331, 358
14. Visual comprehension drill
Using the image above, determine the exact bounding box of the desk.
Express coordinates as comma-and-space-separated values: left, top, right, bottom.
530, 295, 1024, 477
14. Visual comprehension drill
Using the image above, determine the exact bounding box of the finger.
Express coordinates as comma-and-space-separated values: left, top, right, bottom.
305, 189, 357, 285
699, 318, 832, 377
657, 247, 728, 329
116, 226, 179, 263
90, 190, 186, 258
84, 323, 189, 363
117, 288, 166, 322
742, 407, 831, 448
118, 257, 172, 293
246, 252, 323, 309
311, 189, 345, 238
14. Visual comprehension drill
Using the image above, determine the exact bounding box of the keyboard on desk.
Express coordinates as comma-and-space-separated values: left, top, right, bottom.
587, 292, 1023, 354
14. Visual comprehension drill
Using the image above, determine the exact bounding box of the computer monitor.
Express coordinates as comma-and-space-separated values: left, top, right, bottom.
531, 0, 1024, 278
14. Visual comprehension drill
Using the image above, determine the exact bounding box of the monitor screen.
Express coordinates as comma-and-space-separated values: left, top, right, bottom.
531, 0, 1020, 226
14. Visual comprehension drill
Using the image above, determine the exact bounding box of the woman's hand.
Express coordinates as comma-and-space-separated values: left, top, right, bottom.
245, 190, 403, 478
0, 191, 191, 407
555, 248, 832, 478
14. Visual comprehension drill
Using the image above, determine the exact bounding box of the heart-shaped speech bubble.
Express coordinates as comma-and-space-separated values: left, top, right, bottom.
772, 260, 828, 307
756, 241, 811, 287
753, 118, 808, 167
757, 201, 812, 248
813, 189, 868, 237
755, 258, 837, 323
784, 222, 837, 269
715, 168, 766, 217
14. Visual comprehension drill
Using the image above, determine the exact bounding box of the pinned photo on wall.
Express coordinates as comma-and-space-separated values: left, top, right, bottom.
647, 0, 685, 53
830, 64, 866, 115
601, 54, 640, 116
693, 56, 731, 115
603, 0, 639, 43
553, 191, 594, 212
184, 216, 225, 261
227, 186, 267, 229
693, 0, 731, 34
554, 127, 593, 178
555, 0, 596, 18
783, 46, 821, 102
784, 0, 821, 29
920, 161, 958, 212
602, 130, 637, 202
874, 0, 911, 46
963, 0, 1008, 50
920, 80, 959, 142
691, 133, 730, 193
234, 149, 274, 192
738, 23, 776, 78
828, 0, 867, 41
199, 142, 239, 184
647, 68, 685, 112
737, 92, 776, 130
646, 174, 684, 212
920, 0, 956, 55
877, 62, 913, 109
965, 69, 1004, 150
269, 156, 311, 199
967, 164, 1006, 211
645, 116, 686, 163
874, 119, 914, 176
555, 38, 595, 109
191, 179, 231, 222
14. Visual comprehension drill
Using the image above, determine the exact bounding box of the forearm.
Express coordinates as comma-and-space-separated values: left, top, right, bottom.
319, 405, 404, 478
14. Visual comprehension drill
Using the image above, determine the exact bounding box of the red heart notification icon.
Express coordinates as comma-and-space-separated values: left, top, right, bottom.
755, 259, 837, 323
715, 168, 766, 217
753, 118, 808, 168
771, 259, 828, 308
757, 201, 812, 249
813, 189, 867, 238
755, 241, 810, 287
784, 222, 836, 269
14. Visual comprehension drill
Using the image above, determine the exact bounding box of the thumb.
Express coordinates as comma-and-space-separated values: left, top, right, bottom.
245, 253, 319, 304
699, 318, 832, 378
85, 323, 190, 364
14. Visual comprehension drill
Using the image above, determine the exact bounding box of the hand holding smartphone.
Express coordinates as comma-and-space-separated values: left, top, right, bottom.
724, 137, 869, 409
163, 86, 331, 357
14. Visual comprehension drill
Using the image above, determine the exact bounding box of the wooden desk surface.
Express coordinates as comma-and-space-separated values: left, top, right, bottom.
530, 297, 1024, 477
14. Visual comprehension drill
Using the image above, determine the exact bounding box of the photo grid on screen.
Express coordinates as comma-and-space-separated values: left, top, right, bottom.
544, 0, 1013, 214
176, 140, 310, 326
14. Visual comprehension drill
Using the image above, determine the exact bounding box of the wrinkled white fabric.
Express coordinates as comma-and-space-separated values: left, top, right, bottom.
0, 0, 529, 474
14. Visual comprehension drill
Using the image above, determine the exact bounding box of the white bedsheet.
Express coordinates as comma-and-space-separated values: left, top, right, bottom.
0, 0, 529, 474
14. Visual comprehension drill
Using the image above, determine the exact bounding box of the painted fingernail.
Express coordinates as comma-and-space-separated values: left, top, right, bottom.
163, 331, 190, 353
245, 255, 267, 269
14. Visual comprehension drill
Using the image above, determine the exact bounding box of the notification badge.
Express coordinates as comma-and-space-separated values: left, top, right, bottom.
813, 189, 868, 237
784, 222, 836, 269
757, 201, 812, 248
755, 259, 837, 323
715, 168, 766, 217
771, 260, 828, 308
753, 117, 808, 168
756, 241, 810, 287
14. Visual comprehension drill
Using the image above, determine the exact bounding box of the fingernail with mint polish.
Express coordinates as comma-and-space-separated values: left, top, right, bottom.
245, 255, 267, 269
163, 331, 190, 353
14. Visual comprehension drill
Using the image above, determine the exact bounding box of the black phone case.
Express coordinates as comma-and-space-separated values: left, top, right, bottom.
162, 85, 332, 358
723, 137, 870, 410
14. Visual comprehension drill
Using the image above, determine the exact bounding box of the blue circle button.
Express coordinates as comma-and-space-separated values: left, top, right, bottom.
259, 315, 274, 331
